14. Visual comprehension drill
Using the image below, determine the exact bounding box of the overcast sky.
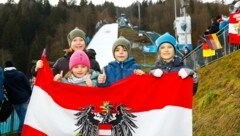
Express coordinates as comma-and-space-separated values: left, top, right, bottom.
0, 0, 234, 7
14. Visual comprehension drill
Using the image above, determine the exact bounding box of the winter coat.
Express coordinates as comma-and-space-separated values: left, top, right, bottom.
98, 57, 141, 87
151, 56, 198, 95
0, 67, 4, 102
52, 52, 72, 76
52, 51, 101, 76
152, 56, 186, 72
62, 70, 99, 86
219, 19, 229, 35
3, 67, 32, 105
204, 21, 219, 35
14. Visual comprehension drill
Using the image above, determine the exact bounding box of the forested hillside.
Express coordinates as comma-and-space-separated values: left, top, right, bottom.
0, 0, 229, 75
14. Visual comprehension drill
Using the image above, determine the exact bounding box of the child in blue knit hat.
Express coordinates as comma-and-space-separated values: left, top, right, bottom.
150, 32, 198, 95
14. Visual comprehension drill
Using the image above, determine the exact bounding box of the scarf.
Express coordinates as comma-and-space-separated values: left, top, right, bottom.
67, 74, 88, 84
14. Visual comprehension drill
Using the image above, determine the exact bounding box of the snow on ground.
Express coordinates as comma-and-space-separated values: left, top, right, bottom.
87, 23, 118, 69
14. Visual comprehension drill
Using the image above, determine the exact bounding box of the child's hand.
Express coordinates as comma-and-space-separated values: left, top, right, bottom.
36, 60, 43, 71
54, 71, 63, 81
98, 69, 106, 84
134, 69, 145, 75
86, 74, 93, 87
153, 69, 163, 77
178, 68, 194, 79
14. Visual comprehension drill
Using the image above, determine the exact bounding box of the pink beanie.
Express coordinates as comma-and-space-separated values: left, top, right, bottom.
69, 50, 90, 70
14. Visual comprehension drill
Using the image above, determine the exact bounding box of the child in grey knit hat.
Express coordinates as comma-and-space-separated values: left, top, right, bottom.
98, 36, 145, 87
34, 27, 100, 76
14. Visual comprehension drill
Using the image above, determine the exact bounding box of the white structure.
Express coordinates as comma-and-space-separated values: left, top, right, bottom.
87, 23, 118, 69
174, 0, 192, 51
175, 15, 192, 50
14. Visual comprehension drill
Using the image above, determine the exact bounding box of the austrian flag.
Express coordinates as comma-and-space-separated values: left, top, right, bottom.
22, 57, 193, 136
229, 12, 240, 44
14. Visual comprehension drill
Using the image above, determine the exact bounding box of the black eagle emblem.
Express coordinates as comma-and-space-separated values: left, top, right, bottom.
74, 105, 100, 136
74, 102, 138, 136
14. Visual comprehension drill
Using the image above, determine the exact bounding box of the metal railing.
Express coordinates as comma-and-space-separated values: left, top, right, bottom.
184, 24, 240, 70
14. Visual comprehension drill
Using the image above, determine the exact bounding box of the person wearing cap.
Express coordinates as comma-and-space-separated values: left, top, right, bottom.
150, 32, 198, 95
3, 60, 32, 135
97, 36, 145, 87
34, 27, 100, 77
54, 50, 99, 87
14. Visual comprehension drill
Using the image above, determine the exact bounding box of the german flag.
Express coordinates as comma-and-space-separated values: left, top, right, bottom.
207, 34, 222, 50
202, 41, 215, 58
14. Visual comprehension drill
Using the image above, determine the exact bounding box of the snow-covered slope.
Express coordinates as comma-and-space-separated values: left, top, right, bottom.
87, 23, 118, 69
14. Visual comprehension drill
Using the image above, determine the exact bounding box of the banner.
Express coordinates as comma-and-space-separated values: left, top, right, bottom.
228, 12, 240, 44
22, 57, 193, 136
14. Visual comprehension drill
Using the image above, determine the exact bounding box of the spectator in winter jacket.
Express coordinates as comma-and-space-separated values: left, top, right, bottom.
98, 36, 145, 87
34, 27, 100, 77
3, 60, 32, 135
150, 32, 198, 95
204, 16, 221, 35
54, 50, 99, 87
86, 48, 101, 72
0, 67, 4, 102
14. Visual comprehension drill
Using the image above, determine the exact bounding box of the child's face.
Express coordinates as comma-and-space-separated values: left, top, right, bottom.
71, 64, 88, 78
158, 43, 175, 62
114, 45, 128, 62
71, 37, 86, 51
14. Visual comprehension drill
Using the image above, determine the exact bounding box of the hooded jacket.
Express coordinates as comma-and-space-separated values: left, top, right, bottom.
98, 57, 141, 87
4, 68, 32, 104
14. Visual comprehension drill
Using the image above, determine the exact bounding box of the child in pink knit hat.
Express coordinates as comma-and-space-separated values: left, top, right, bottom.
54, 50, 99, 87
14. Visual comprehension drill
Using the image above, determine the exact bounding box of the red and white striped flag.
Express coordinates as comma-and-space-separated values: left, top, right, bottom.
22, 56, 193, 136
229, 12, 240, 44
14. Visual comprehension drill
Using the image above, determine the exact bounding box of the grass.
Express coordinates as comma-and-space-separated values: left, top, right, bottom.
193, 50, 240, 136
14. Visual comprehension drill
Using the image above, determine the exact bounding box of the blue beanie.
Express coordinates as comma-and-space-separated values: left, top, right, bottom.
155, 32, 177, 52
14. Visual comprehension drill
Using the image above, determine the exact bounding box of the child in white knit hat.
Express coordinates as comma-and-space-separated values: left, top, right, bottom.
150, 32, 198, 95
54, 50, 99, 87
98, 36, 145, 87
